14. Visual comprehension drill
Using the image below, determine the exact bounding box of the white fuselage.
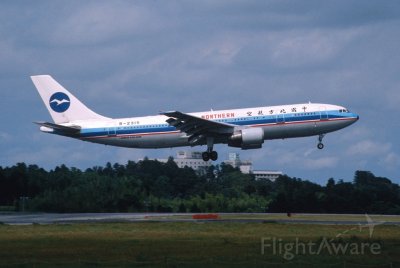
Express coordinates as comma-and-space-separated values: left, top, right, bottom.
44, 103, 358, 149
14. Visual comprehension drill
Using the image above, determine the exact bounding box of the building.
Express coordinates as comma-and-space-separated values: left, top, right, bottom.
141, 151, 283, 180
141, 151, 211, 174
223, 152, 283, 181
223, 153, 252, 174
252, 170, 283, 181
174, 151, 212, 171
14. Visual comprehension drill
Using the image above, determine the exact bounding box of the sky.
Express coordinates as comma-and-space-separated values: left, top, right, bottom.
1, 1, 400, 184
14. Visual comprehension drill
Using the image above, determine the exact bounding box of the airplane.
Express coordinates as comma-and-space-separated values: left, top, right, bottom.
31, 75, 359, 161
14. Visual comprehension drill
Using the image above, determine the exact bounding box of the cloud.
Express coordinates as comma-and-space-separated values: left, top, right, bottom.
337, 126, 372, 142
380, 153, 400, 170
346, 139, 400, 170
303, 156, 339, 170
249, 142, 339, 172
346, 140, 391, 156
1, 1, 400, 183
50, 2, 162, 45
268, 29, 363, 68
0, 131, 12, 143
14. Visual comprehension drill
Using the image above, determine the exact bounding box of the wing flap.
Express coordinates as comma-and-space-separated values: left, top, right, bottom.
161, 111, 234, 145
162, 111, 234, 128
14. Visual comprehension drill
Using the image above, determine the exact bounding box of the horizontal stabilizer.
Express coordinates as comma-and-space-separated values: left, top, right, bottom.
34, 121, 81, 134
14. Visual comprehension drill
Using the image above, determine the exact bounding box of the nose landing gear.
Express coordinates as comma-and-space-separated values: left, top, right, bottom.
317, 134, 325, 150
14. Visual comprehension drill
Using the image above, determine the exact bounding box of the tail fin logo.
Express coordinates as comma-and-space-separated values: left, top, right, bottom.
49, 92, 70, 113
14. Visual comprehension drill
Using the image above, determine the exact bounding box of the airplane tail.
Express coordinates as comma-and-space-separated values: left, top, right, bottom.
31, 75, 110, 124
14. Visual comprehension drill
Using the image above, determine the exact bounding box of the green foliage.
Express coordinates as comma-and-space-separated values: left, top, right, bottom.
0, 161, 399, 214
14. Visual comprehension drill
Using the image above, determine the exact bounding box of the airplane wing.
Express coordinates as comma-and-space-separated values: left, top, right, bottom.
161, 111, 235, 145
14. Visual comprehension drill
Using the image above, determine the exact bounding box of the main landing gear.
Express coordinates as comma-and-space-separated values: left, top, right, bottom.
202, 137, 218, 161
317, 134, 325, 150
202, 150, 218, 161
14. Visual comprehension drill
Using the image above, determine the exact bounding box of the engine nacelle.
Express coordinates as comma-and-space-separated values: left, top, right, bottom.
228, 127, 264, 149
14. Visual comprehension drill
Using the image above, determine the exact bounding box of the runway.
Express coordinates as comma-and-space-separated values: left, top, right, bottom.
0, 212, 158, 225
1, 212, 400, 225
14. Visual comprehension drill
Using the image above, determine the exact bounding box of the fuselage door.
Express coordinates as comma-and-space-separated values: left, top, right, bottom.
107, 123, 117, 136
319, 106, 328, 120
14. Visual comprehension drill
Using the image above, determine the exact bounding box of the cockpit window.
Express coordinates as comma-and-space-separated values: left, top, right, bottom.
339, 109, 349, 113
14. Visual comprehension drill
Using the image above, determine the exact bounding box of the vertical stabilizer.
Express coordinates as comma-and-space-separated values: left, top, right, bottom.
31, 75, 110, 123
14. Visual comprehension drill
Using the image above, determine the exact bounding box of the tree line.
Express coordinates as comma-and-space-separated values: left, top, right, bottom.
0, 158, 399, 214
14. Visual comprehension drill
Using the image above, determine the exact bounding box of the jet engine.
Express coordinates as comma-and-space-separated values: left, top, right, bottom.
228, 127, 264, 149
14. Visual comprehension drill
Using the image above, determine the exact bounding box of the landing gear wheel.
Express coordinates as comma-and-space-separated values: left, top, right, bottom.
210, 151, 218, 161
317, 134, 325, 150
202, 137, 217, 161
202, 152, 210, 161
202, 151, 218, 161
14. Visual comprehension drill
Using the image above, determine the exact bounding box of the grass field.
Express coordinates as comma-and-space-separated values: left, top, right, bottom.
1, 220, 400, 267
